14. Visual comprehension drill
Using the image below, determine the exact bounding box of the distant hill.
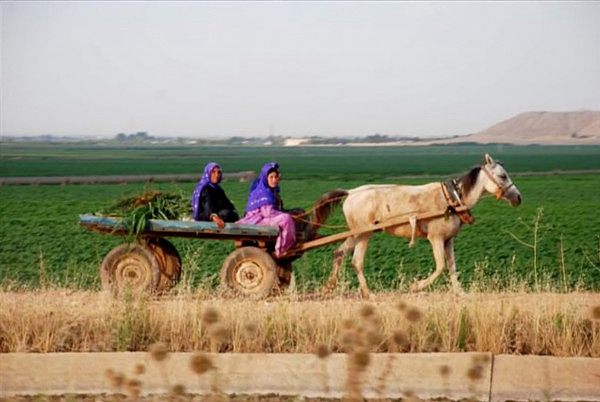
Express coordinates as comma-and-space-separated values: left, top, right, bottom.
4, 110, 600, 146
437, 111, 600, 145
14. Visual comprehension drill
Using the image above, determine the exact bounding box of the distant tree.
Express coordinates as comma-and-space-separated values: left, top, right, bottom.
265, 135, 285, 145
227, 136, 247, 144
365, 133, 391, 143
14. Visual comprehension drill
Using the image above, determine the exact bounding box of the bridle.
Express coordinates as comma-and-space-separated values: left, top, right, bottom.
481, 164, 515, 200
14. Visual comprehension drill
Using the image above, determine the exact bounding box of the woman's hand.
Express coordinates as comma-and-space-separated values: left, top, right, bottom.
211, 214, 225, 229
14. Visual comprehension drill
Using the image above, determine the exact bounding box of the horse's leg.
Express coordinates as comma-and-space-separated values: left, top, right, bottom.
411, 236, 446, 292
323, 236, 355, 294
351, 235, 371, 300
445, 238, 464, 294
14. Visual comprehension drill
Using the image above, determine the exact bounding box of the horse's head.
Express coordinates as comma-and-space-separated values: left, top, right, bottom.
481, 153, 522, 206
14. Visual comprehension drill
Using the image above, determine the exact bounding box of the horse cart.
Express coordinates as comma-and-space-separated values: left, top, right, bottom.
79, 205, 470, 299
80, 154, 520, 299
80, 214, 287, 298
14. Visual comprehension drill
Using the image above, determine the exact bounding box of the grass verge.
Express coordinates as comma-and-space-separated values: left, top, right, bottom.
1, 290, 598, 357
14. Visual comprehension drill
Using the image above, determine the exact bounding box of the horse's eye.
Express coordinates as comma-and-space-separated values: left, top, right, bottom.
499, 174, 507, 180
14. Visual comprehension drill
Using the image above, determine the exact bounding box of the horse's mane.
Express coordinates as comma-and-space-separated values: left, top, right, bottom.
457, 166, 481, 198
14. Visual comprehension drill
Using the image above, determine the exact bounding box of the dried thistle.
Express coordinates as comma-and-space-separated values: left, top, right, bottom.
133, 363, 145, 375
315, 343, 331, 359
208, 324, 230, 344
125, 378, 142, 389
202, 307, 220, 326
341, 318, 354, 330
359, 303, 376, 318
366, 313, 382, 327
105, 368, 125, 388
171, 383, 186, 396
405, 306, 423, 322
244, 322, 258, 334
391, 329, 409, 349
125, 378, 142, 400
365, 328, 381, 347
473, 353, 491, 364
341, 330, 362, 350
350, 349, 371, 371
591, 305, 600, 320
126, 384, 141, 400
467, 364, 484, 381
190, 352, 214, 375
439, 364, 451, 377
149, 342, 169, 362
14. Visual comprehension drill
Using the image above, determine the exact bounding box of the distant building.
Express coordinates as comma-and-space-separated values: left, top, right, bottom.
284, 138, 310, 146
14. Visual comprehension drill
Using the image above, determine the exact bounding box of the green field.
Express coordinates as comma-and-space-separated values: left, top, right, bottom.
1, 144, 599, 292
2, 143, 600, 179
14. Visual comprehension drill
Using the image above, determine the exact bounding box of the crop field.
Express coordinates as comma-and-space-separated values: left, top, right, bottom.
2, 142, 600, 179
1, 144, 599, 293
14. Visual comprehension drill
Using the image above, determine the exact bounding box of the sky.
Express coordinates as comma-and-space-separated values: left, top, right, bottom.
1, 1, 599, 139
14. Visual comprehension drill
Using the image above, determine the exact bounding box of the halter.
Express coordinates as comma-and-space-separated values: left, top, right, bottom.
481, 164, 515, 200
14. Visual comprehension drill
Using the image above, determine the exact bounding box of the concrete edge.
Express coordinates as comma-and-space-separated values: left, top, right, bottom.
1, 353, 598, 401
491, 354, 600, 402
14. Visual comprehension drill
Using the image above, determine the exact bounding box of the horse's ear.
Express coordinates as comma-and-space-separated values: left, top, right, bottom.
484, 153, 494, 165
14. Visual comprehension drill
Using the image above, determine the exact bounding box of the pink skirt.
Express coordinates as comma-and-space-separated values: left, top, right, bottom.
237, 205, 296, 258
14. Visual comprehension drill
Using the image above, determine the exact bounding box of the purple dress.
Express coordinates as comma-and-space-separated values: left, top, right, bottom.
237, 162, 296, 258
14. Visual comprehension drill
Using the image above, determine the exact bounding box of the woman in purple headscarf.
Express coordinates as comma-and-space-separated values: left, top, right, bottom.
191, 162, 239, 228
237, 162, 296, 258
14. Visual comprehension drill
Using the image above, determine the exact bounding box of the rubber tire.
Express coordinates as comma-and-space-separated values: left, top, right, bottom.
220, 246, 279, 299
100, 242, 161, 296
147, 238, 182, 293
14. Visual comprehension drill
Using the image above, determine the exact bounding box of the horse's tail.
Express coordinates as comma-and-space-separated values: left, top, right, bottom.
310, 189, 348, 237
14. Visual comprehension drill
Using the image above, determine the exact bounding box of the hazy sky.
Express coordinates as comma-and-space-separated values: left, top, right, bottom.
2, 1, 599, 138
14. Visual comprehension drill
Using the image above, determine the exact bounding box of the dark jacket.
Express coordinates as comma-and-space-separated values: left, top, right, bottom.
194, 185, 238, 222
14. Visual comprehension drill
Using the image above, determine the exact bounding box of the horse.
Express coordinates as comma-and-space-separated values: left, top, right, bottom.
310, 153, 522, 299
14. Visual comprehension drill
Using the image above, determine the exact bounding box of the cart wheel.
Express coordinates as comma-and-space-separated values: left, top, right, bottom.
100, 242, 161, 295
147, 238, 182, 293
220, 246, 278, 299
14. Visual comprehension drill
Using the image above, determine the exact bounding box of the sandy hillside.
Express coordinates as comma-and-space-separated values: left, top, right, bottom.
436, 110, 600, 145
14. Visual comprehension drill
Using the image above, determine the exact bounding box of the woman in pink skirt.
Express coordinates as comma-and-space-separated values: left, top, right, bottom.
237, 162, 296, 258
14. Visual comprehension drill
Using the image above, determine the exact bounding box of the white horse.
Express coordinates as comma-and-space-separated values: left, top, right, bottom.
312, 153, 522, 299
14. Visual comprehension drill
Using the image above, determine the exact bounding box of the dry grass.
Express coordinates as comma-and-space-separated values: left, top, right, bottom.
0, 289, 599, 357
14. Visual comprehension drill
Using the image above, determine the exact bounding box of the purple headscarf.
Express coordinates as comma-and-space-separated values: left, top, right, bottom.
245, 162, 280, 213
191, 162, 220, 219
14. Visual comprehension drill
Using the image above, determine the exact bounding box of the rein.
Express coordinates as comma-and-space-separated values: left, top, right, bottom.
289, 195, 348, 230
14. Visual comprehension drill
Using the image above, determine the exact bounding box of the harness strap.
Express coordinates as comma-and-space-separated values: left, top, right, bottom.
441, 181, 475, 225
